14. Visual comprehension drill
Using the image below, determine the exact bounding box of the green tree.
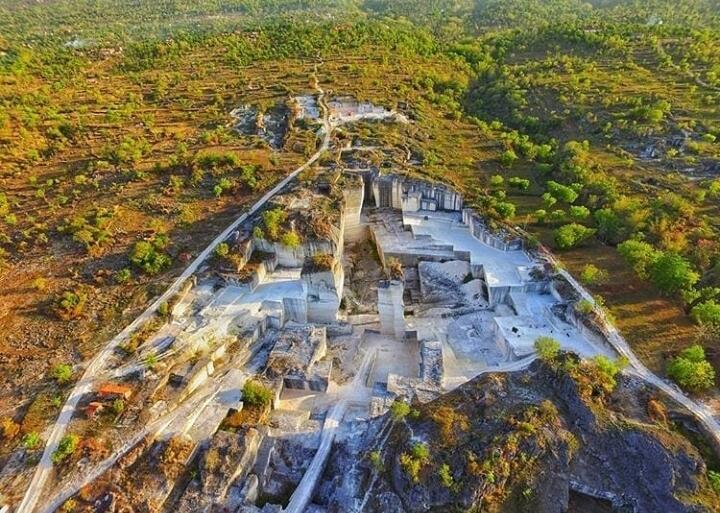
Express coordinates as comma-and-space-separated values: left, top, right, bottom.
649, 253, 699, 295
617, 240, 659, 279
500, 149, 518, 167
508, 177, 530, 190
546, 181, 579, 204
130, 239, 170, 275
553, 223, 596, 250
569, 205, 590, 220
489, 175, 504, 187
691, 300, 720, 330
492, 201, 516, 220
667, 345, 715, 392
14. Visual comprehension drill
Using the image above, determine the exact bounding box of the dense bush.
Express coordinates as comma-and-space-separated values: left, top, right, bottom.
553, 223, 596, 249
52, 434, 79, 464
667, 345, 716, 392
129, 235, 171, 275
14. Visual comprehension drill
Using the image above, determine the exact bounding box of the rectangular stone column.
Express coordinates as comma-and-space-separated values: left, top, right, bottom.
378, 280, 405, 340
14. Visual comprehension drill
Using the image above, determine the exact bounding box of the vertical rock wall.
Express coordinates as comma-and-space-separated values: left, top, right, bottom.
378, 280, 406, 340
342, 177, 366, 243
303, 262, 345, 323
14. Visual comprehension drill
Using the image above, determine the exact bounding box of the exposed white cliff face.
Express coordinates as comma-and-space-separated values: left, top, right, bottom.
303, 261, 345, 324
342, 177, 366, 243
254, 238, 338, 268
372, 175, 463, 212
378, 280, 406, 340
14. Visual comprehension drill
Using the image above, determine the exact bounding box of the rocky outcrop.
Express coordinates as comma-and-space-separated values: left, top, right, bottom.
321, 362, 718, 513
176, 428, 262, 513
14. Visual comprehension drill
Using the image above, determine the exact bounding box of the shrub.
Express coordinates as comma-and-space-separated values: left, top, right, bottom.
22, 431, 41, 449
534, 209, 547, 224
489, 175, 504, 187
242, 380, 273, 407
51, 363, 73, 384
114, 268, 132, 284
553, 223, 596, 250
213, 177, 234, 197
309, 253, 334, 272
144, 352, 158, 368
215, 242, 230, 258
195, 150, 239, 169
667, 345, 715, 392
280, 230, 301, 248
130, 237, 171, 275
400, 452, 422, 482
400, 443, 430, 482
389, 400, 411, 421
54, 290, 86, 320
61, 499, 77, 513
542, 192, 557, 209
430, 405, 469, 445
569, 205, 590, 220
575, 299, 594, 314
548, 209, 566, 223
439, 463, 455, 488
546, 181, 579, 204
157, 302, 169, 317
369, 450, 383, 471
492, 201, 516, 220
691, 300, 720, 330
111, 399, 125, 415
262, 208, 287, 241
52, 434, 80, 464
709, 470, 720, 494
579, 264, 608, 286
534, 337, 560, 362
411, 442, 429, 461
32, 277, 48, 291
508, 177, 530, 190
500, 149, 518, 167
0, 192, 9, 216
1, 416, 20, 439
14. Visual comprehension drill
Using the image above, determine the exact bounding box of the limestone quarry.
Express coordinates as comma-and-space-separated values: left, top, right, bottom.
14, 167, 717, 513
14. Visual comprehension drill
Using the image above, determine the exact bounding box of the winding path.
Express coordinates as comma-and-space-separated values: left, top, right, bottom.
557, 267, 720, 452
16, 71, 332, 513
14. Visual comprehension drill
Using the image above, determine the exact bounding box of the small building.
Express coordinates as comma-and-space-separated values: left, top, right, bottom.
96, 383, 133, 401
